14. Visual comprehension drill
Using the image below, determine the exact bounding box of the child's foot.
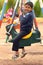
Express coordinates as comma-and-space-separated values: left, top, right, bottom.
12, 55, 20, 60
21, 52, 27, 58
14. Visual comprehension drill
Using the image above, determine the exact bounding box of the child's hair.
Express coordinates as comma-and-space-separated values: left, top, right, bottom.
25, 2, 33, 8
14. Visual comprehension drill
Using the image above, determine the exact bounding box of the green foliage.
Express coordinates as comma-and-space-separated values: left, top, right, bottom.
7, 0, 16, 9
0, 0, 16, 11
6, 0, 16, 12
34, 0, 41, 17
40, 11, 43, 17
0, 0, 4, 10
42, 0, 43, 2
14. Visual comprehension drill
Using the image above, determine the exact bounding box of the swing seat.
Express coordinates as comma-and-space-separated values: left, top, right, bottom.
9, 29, 41, 47
6, 24, 41, 47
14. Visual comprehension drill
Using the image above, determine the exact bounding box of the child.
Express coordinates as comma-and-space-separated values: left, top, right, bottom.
4, 6, 14, 18
12, 2, 34, 59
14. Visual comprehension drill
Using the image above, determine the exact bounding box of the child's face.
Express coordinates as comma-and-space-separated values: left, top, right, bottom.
24, 4, 33, 14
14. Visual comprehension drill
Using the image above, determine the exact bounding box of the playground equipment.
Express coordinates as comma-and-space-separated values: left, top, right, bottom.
6, 0, 20, 35
6, 24, 41, 48
0, 0, 8, 27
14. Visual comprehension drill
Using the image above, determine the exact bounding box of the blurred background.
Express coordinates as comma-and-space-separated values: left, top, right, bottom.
0, 0, 43, 17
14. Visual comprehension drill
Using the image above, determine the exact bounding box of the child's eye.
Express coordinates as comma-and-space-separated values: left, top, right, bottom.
25, 6, 30, 9
28, 6, 31, 8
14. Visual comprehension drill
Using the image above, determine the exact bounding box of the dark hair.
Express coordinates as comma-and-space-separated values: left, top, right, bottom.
25, 2, 33, 8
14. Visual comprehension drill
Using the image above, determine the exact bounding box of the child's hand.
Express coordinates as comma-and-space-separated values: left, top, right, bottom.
35, 27, 39, 31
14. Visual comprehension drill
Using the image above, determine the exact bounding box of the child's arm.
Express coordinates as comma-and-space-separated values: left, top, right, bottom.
32, 10, 38, 30
33, 18, 38, 29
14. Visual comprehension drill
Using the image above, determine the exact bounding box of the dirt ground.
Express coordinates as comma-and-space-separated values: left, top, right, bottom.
0, 22, 43, 65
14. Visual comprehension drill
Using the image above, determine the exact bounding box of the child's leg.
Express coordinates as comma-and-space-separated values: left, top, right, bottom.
21, 47, 25, 53
12, 42, 19, 59
12, 42, 19, 56
12, 31, 28, 58
21, 47, 27, 58
12, 51, 19, 59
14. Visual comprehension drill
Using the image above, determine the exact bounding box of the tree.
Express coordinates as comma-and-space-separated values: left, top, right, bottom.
34, 0, 41, 17
0, 0, 4, 10
0, 0, 16, 11
6, 0, 16, 11
42, 0, 43, 2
